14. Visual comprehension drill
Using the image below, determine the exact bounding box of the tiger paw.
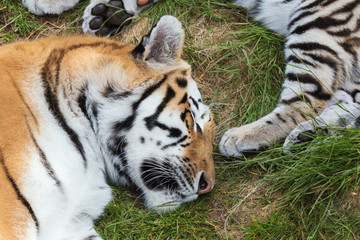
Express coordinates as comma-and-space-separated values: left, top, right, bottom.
82, 0, 135, 36
219, 126, 272, 157
283, 121, 331, 148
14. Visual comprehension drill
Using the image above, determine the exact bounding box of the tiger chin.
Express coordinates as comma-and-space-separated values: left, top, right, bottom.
0, 15, 215, 240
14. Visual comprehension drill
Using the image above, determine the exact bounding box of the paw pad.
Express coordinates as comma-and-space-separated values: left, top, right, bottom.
89, 1, 133, 36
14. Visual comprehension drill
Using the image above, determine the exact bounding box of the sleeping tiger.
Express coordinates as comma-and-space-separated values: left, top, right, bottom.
22, 0, 158, 36
220, 0, 360, 156
0, 15, 215, 240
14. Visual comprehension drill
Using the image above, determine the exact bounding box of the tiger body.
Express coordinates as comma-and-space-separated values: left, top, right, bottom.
220, 0, 360, 156
0, 16, 215, 240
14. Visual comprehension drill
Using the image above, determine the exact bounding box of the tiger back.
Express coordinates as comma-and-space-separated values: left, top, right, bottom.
0, 15, 215, 240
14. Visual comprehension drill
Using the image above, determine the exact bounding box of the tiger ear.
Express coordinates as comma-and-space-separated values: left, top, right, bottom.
132, 15, 184, 67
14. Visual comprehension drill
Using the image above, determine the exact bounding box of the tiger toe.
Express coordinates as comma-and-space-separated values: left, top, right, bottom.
84, 0, 133, 36
283, 121, 331, 152
219, 128, 245, 157
219, 127, 268, 158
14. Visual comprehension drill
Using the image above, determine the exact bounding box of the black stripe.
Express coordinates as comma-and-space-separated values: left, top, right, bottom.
288, 11, 314, 30
286, 55, 316, 68
54, 49, 66, 85
162, 135, 188, 150
112, 76, 167, 133
291, 14, 352, 35
158, 122, 182, 138
103, 85, 132, 100
286, 73, 332, 100
113, 115, 135, 132
333, 0, 360, 15
281, 94, 312, 106
321, 0, 337, 7
287, 72, 318, 84
133, 76, 168, 111
341, 41, 358, 61
181, 109, 194, 131
145, 86, 176, 130
0, 149, 39, 231
190, 96, 199, 110
327, 28, 352, 37
288, 42, 338, 58
303, 53, 338, 72
42, 79, 88, 168
179, 93, 188, 104
26, 119, 64, 192
180, 143, 191, 148
299, 0, 326, 11
77, 87, 92, 125
143, 85, 182, 138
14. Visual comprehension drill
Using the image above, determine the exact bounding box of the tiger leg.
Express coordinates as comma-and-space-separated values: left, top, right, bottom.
284, 82, 360, 147
82, 0, 158, 36
22, 0, 81, 15
220, 21, 354, 156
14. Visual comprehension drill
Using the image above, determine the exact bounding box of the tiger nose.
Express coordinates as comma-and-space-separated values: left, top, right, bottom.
197, 172, 213, 195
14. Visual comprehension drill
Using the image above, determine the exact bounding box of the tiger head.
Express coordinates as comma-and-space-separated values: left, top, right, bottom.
87, 15, 215, 211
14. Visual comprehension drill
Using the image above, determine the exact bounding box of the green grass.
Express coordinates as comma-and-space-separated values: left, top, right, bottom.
233, 128, 360, 239
1, 0, 360, 239
0, 0, 42, 42
95, 188, 218, 239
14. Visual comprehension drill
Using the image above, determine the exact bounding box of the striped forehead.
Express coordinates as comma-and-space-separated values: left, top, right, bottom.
152, 71, 205, 111
137, 71, 209, 133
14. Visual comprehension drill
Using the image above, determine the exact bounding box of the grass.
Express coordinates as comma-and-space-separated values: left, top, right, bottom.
235, 128, 360, 239
1, 0, 360, 239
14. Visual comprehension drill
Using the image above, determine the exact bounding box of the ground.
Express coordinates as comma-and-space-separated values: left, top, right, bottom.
1, 0, 360, 239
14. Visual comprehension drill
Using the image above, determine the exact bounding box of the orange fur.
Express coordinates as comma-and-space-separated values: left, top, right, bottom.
0, 70, 34, 240
0, 35, 215, 239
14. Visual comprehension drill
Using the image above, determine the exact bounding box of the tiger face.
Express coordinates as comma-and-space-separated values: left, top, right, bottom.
0, 15, 214, 238
93, 16, 216, 211
98, 66, 215, 211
